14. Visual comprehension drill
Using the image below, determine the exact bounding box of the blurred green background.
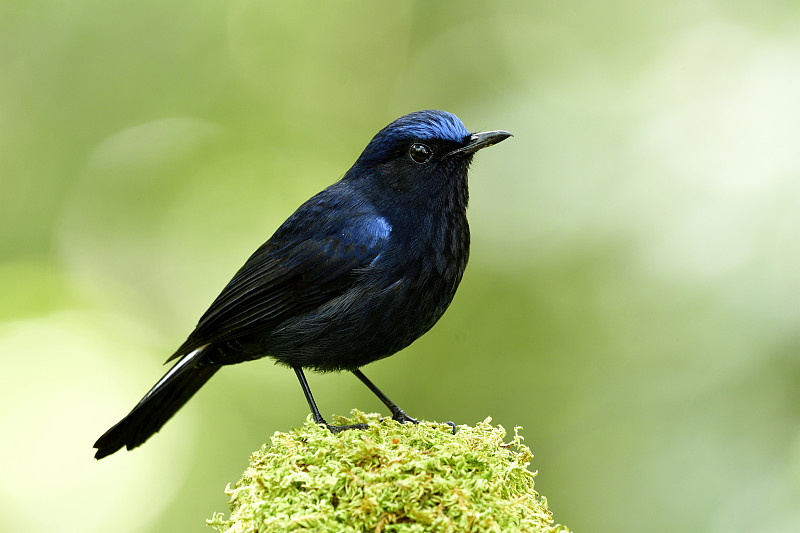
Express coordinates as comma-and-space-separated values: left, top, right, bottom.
2, 1, 799, 532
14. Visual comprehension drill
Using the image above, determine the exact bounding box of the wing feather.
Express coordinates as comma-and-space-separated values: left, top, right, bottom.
167, 212, 389, 361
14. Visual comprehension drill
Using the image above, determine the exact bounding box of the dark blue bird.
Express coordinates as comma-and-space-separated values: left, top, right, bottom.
93, 110, 511, 459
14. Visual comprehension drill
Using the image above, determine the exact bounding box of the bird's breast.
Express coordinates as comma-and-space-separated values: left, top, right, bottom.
375, 208, 470, 324
263, 207, 470, 371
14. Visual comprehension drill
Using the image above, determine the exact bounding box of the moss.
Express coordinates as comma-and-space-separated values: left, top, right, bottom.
208, 411, 570, 533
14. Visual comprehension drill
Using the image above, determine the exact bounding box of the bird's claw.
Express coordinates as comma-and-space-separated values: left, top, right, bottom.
324, 422, 370, 433
391, 411, 419, 425
390, 412, 457, 435
320, 419, 455, 435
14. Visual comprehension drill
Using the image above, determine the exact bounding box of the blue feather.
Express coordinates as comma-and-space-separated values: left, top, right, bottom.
376, 110, 469, 143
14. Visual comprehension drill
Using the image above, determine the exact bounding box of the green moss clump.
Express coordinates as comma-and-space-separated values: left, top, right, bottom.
208, 411, 569, 533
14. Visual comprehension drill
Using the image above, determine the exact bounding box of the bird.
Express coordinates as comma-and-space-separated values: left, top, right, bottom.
93, 110, 511, 459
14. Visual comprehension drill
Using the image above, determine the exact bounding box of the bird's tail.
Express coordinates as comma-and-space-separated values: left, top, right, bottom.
93, 347, 219, 459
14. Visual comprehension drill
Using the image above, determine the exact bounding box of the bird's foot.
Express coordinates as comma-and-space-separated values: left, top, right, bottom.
390, 410, 457, 435
324, 422, 369, 434
391, 410, 419, 425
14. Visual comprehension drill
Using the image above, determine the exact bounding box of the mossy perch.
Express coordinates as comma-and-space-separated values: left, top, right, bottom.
208, 411, 570, 533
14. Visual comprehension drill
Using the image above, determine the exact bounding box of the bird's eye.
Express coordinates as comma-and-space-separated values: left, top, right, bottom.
409, 143, 433, 164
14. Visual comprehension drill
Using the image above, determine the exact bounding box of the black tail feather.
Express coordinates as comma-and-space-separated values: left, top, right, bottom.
93, 351, 219, 459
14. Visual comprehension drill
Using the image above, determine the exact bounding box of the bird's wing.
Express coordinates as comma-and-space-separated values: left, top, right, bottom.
167, 214, 389, 361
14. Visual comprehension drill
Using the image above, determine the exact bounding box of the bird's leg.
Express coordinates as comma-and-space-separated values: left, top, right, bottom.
352, 369, 419, 425
294, 367, 326, 424
294, 368, 368, 433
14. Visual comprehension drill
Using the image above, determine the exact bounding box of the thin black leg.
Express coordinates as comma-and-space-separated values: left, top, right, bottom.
294, 367, 368, 433
352, 369, 419, 425
294, 367, 326, 425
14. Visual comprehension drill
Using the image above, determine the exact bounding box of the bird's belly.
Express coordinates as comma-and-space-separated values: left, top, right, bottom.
261, 258, 465, 372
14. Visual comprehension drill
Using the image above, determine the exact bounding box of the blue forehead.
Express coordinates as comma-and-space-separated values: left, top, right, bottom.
381, 110, 470, 143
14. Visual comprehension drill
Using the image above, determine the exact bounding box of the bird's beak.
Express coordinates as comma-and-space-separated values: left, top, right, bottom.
447, 130, 513, 157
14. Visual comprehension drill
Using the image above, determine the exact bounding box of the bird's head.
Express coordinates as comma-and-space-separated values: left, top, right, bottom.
347, 110, 511, 200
